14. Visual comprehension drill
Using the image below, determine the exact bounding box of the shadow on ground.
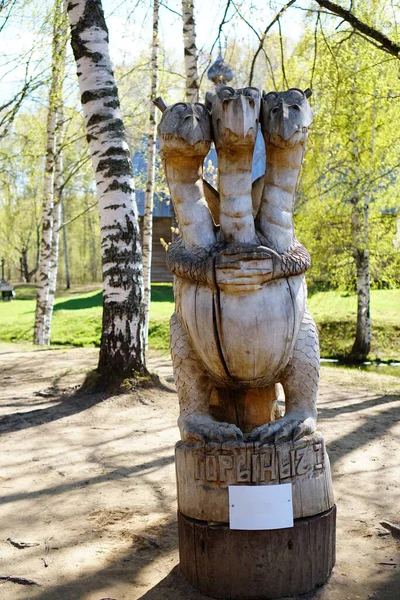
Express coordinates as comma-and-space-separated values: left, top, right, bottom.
54, 292, 103, 311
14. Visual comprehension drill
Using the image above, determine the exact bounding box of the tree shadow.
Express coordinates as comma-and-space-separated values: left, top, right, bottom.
319, 394, 400, 467
149, 284, 174, 303
54, 291, 103, 311
318, 393, 399, 418
0, 452, 174, 507
372, 566, 400, 600
0, 387, 108, 435
138, 565, 210, 599
0, 369, 174, 435
22, 515, 179, 600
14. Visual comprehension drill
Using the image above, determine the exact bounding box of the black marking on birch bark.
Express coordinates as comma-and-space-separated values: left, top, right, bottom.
87, 113, 113, 127
96, 157, 132, 177
69, 0, 109, 62
101, 216, 139, 243
106, 180, 134, 193
81, 87, 118, 104
104, 146, 130, 157
104, 204, 127, 210
184, 45, 196, 55
98, 120, 125, 137
104, 99, 119, 109
86, 133, 97, 143
103, 266, 142, 289
67, 1, 79, 11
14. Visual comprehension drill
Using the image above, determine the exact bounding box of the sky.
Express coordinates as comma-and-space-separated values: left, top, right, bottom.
0, 0, 311, 104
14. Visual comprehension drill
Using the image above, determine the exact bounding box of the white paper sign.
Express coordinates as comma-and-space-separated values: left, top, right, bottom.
229, 484, 293, 530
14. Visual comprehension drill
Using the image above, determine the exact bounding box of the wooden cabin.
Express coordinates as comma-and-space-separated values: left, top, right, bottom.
136, 191, 175, 283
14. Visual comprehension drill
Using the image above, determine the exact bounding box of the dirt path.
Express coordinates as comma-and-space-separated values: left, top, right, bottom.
0, 343, 399, 600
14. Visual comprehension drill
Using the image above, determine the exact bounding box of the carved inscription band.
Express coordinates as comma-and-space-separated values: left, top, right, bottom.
175, 433, 334, 522
194, 439, 324, 484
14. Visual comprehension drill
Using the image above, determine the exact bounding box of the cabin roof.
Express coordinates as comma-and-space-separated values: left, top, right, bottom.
0, 279, 13, 291
135, 191, 174, 218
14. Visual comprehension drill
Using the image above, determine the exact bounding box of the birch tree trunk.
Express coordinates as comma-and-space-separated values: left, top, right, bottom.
64, 0, 147, 383
349, 88, 377, 362
33, 0, 65, 345
61, 199, 70, 289
182, 0, 200, 102
351, 243, 371, 361
44, 107, 64, 344
142, 0, 159, 349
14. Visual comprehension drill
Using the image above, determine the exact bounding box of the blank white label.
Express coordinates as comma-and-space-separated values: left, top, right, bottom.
229, 484, 293, 530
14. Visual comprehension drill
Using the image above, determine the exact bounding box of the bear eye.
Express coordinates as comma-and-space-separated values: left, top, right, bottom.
291, 104, 300, 111
271, 106, 280, 114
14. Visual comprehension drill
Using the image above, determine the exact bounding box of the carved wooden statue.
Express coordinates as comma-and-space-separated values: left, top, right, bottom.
157, 87, 335, 599
159, 87, 317, 444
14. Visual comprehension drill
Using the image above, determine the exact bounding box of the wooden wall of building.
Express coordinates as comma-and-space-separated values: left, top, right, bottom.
140, 217, 173, 283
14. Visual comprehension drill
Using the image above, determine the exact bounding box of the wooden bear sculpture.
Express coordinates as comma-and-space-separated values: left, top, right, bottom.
158, 87, 318, 445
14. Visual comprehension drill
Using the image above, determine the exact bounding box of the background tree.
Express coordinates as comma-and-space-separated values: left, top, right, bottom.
182, 0, 200, 102
293, 7, 400, 360
142, 0, 159, 349
64, 0, 147, 385
34, 0, 67, 344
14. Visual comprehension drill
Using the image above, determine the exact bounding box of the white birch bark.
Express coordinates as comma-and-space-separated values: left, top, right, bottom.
44, 107, 64, 345
182, 0, 200, 102
142, 0, 159, 349
64, 0, 146, 381
33, 0, 65, 345
61, 198, 71, 289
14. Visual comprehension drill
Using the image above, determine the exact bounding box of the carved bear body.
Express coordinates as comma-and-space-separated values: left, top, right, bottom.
176, 275, 306, 387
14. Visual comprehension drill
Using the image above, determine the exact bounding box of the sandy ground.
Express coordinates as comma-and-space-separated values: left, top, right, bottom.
0, 342, 399, 600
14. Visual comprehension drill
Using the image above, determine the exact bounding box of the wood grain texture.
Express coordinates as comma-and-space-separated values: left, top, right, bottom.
176, 433, 334, 522
177, 276, 306, 387
178, 505, 336, 599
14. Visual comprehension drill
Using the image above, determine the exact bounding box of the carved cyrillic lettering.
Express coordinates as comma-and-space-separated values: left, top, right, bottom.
295, 447, 311, 476
193, 440, 326, 484
194, 454, 205, 480
313, 441, 324, 471
218, 454, 234, 482
290, 449, 296, 475
277, 447, 291, 479
205, 455, 218, 481
236, 452, 251, 482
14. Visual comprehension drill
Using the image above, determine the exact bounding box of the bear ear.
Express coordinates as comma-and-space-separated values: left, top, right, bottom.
205, 91, 213, 112
262, 90, 277, 101
304, 88, 312, 99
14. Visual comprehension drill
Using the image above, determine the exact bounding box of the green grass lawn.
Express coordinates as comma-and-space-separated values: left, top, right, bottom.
308, 289, 400, 361
0, 284, 398, 360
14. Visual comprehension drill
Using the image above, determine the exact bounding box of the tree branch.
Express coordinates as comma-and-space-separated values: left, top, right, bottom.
59, 201, 97, 230
248, 0, 297, 86
314, 0, 400, 57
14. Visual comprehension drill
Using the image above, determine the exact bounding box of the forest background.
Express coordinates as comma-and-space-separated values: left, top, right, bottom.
0, 0, 399, 365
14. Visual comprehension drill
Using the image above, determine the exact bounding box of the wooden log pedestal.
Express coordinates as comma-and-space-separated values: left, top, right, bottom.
176, 433, 336, 599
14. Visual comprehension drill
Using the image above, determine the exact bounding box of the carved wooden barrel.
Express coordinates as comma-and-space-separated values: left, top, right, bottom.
176, 276, 306, 386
